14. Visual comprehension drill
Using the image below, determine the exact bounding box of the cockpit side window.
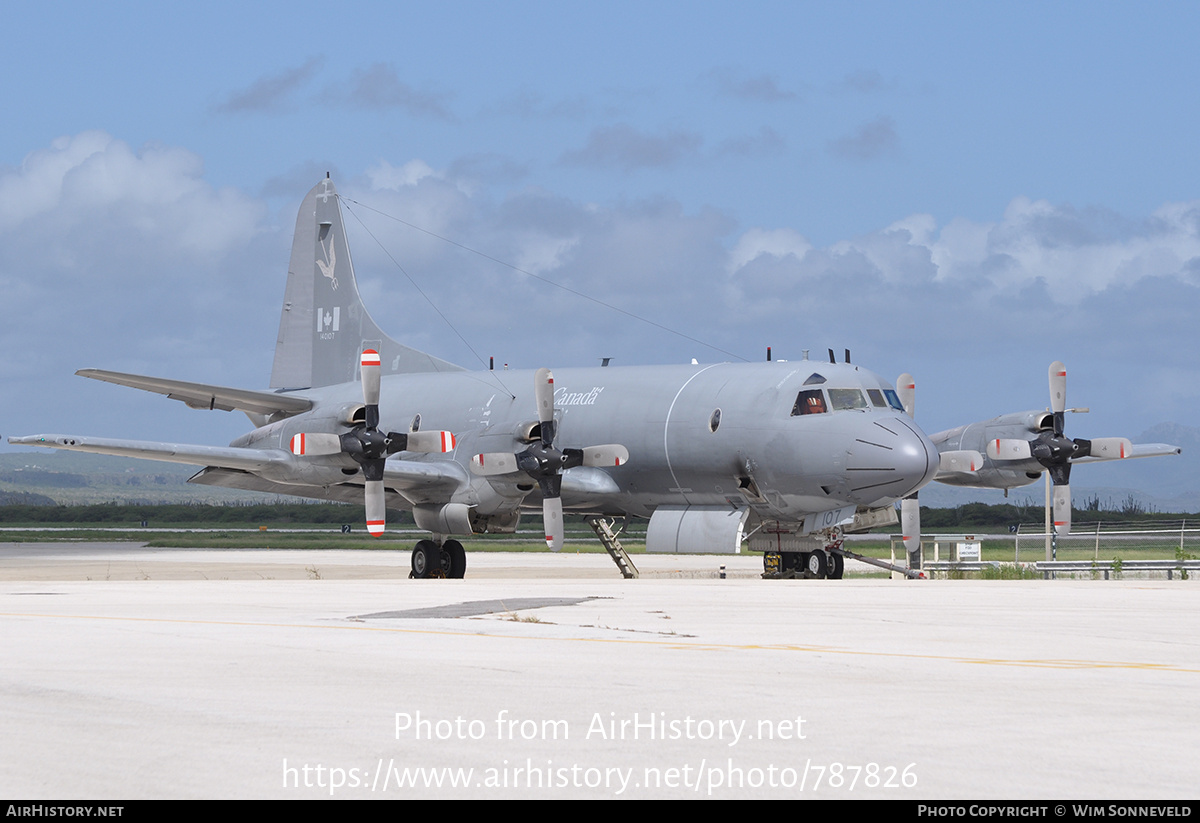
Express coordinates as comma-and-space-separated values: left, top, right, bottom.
882, 389, 905, 412
791, 389, 827, 415
867, 389, 886, 408
828, 389, 868, 410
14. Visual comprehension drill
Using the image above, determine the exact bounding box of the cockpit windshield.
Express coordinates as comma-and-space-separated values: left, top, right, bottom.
793, 384, 904, 416
827, 389, 868, 411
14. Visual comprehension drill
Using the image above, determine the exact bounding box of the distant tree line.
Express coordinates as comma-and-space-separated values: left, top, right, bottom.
0, 498, 1193, 529
920, 498, 1191, 530
0, 501, 414, 526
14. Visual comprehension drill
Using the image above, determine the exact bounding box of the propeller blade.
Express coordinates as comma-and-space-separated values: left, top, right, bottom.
365, 479, 385, 537
1087, 437, 1133, 459
362, 349, 381, 411
470, 452, 520, 475
543, 495, 564, 552
1048, 360, 1067, 436
901, 495, 920, 557
987, 438, 1033, 460
579, 444, 629, 467
1052, 483, 1071, 536
535, 367, 555, 444
1048, 361, 1066, 414
938, 449, 983, 473
896, 373, 915, 419
402, 430, 457, 453
290, 432, 342, 456
534, 368, 555, 424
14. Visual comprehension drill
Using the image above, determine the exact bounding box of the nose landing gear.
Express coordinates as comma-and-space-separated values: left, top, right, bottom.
762, 528, 846, 580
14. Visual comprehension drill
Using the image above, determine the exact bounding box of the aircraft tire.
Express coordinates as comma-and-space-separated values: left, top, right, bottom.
827, 552, 845, 580
805, 550, 828, 580
411, 540, 438, 579
443, 539, 467, 579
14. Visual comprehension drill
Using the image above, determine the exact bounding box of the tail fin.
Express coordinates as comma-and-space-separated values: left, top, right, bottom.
270, 176, 463, 389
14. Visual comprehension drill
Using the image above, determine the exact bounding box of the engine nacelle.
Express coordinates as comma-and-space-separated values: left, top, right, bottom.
930, 410, 1047, 490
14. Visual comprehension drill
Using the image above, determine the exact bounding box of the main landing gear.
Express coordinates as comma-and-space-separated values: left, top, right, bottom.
409, 538, 467, 579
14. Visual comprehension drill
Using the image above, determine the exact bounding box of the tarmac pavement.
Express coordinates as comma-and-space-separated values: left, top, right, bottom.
2, 543, 1197, 799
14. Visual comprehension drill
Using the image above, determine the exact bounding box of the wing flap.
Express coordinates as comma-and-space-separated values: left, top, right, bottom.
190, 460, 467, 507
77, 369, 312, 417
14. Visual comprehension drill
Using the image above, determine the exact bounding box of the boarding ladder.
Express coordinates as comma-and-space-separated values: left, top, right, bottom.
585, 516, 639, 579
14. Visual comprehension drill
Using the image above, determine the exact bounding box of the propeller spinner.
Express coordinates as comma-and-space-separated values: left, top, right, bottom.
289, 349, 456, 536
471, 368, 628, 551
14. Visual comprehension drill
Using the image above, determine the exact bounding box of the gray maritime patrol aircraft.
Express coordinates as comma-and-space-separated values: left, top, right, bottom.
10, 178, 1180, 578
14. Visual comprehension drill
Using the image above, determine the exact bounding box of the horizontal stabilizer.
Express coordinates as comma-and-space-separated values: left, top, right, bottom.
77, 369, 312, 417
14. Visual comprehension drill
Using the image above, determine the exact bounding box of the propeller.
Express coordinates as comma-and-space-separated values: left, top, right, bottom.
470, 368, 628, 551
289, 349, 456, 536
896, 373, 922, 560
985, 361, 1132, 535
896, 373, 983, 561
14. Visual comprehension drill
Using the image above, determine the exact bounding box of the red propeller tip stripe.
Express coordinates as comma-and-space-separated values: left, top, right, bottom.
362, 350, 381, 366
367, 520, 385, 536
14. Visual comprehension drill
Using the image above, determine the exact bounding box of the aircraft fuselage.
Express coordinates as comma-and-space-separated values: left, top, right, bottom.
235, 360, 940, 525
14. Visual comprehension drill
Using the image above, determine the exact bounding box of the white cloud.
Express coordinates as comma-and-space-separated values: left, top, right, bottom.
726, 227, 811, 274
367, 159, 437, 189
0, 131, 264, 259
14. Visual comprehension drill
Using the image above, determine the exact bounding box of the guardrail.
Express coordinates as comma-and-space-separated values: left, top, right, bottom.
922, 559, 1200, 580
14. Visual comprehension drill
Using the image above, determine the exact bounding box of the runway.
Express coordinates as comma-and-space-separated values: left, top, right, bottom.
2, 543, 1197, 799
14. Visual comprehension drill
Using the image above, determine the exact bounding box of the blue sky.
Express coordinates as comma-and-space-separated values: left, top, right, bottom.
2, 1, 1198, 497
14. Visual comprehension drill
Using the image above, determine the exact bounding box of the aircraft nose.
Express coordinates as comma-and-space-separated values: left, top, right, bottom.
844, 416, 939, 502
890, 416, 939, 497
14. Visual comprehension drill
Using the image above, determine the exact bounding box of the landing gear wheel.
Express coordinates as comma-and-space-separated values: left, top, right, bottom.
827, 551, 845, 580
805, 550, 828, 580
442, 539, 467, 579
782, 552, 804, 579
411, 540, 438, 579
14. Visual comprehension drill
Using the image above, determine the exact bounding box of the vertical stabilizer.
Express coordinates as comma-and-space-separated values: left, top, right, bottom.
270, 177, 463, 389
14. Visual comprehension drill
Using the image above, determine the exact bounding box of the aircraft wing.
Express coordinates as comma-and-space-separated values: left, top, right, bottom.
8, 434, 293, 473
76, 369, 313, 416
1073, 442, 1182, 463
188, 459, 468, 505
